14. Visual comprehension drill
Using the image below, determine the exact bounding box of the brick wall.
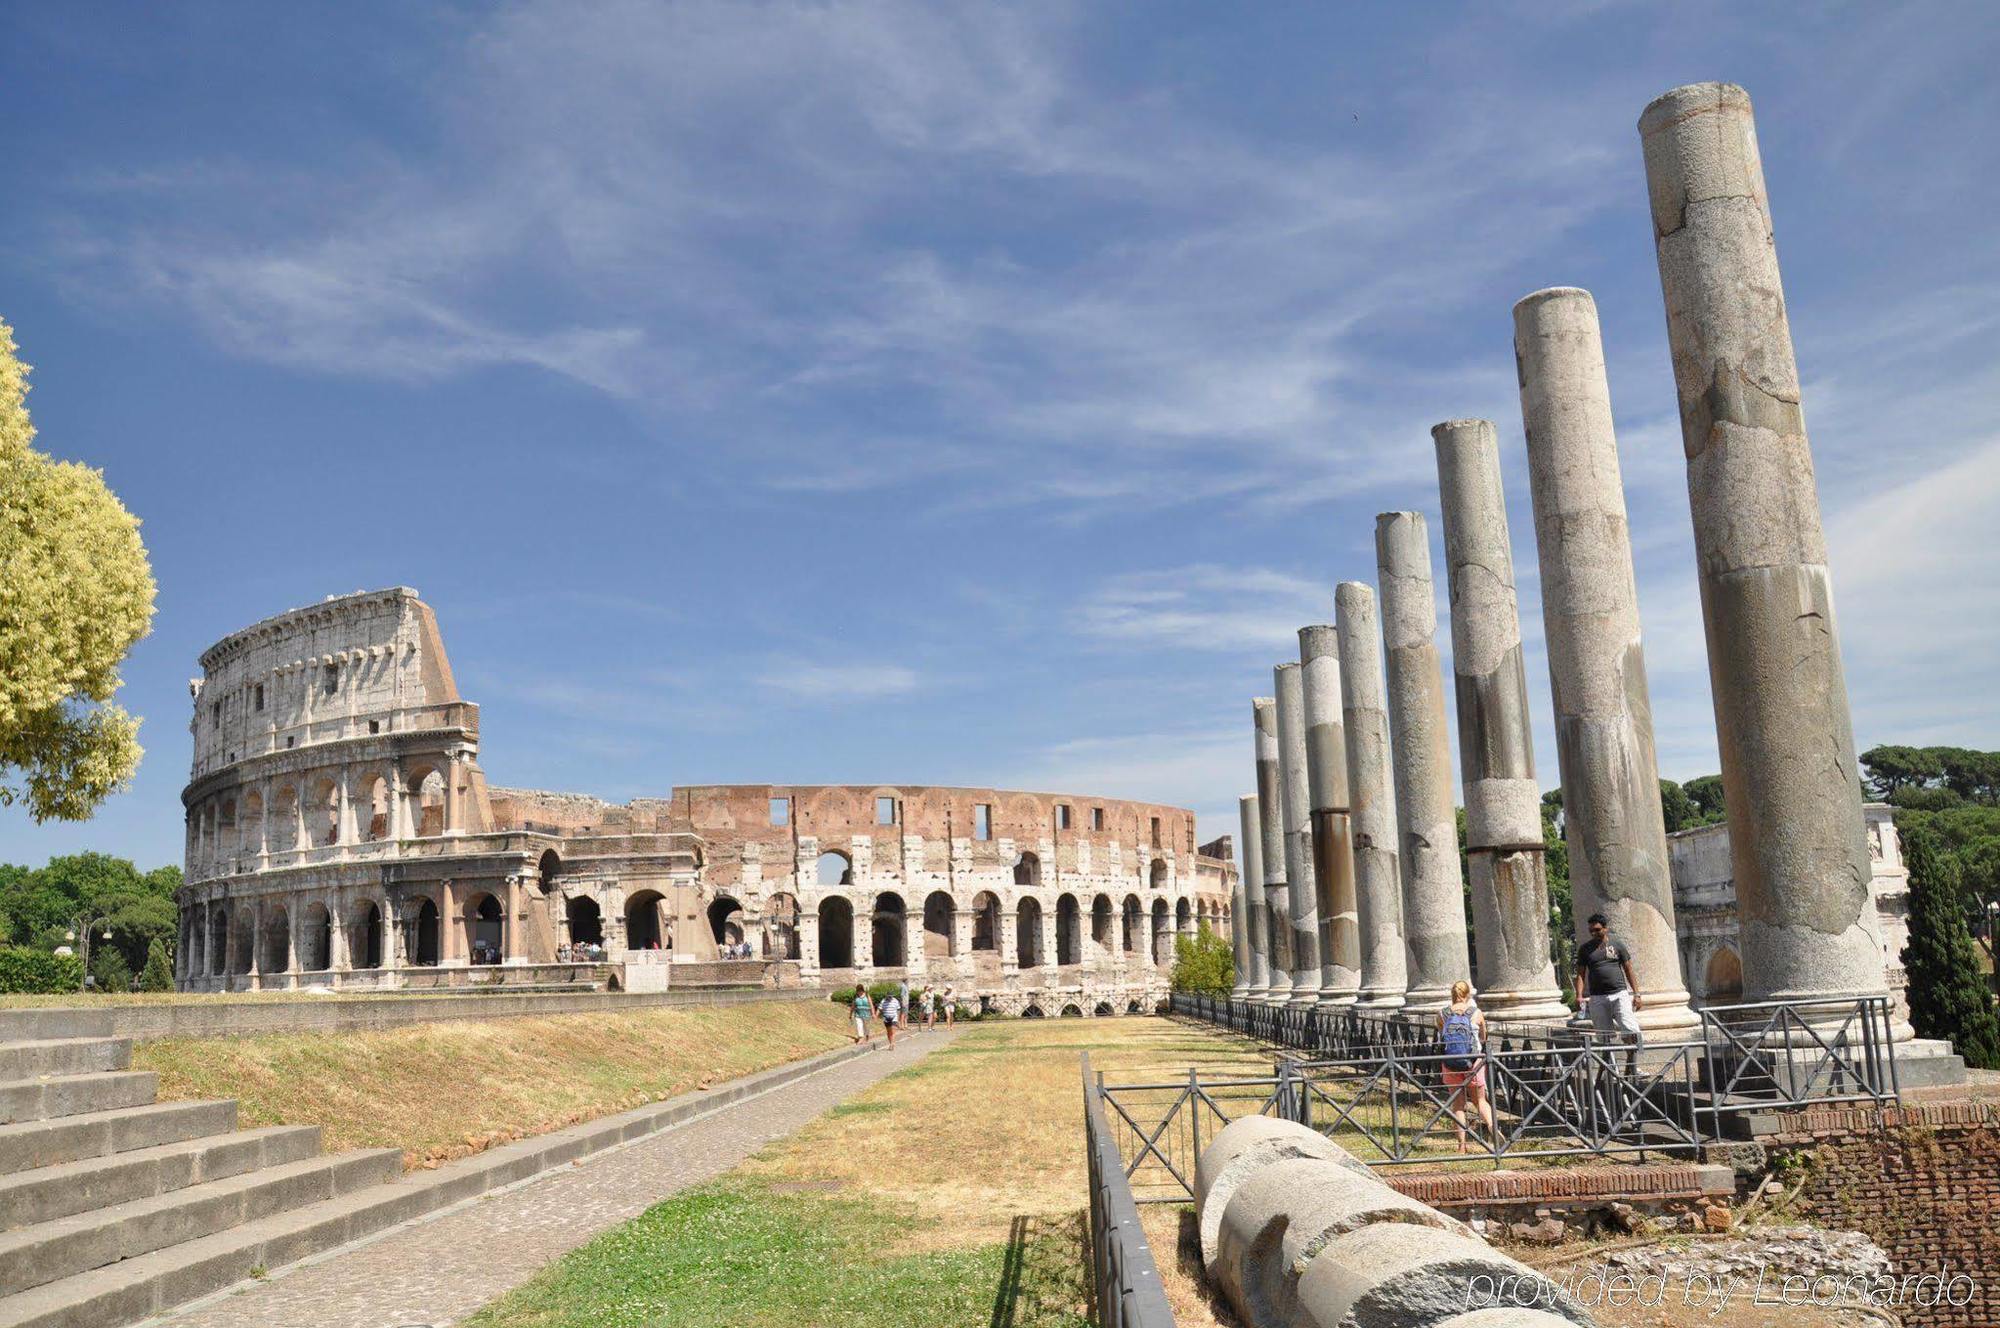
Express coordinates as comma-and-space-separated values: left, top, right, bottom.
1771, 1102, 2000, 1328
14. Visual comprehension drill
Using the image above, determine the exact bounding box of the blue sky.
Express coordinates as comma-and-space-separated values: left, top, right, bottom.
4, 2, 1997, 873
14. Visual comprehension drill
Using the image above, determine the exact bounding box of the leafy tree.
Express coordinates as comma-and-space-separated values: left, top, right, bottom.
1861, 745, 1946, 800
1659, 780, 1698, 833
138, 937, 175, 992
0, 318, 157, 822
1900, 826, 2000, 1070
1891, 786, 1965, 812
89, 943, 132, 993
1683, 775, 1726, 824
0, 852, 180, 970
1170, 924, 1233, 997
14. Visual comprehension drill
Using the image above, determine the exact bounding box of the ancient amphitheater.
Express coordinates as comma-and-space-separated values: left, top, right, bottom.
172, 587, 1236, 1013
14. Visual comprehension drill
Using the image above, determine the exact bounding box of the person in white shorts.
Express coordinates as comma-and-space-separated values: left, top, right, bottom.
1575, 912, 1644, 1073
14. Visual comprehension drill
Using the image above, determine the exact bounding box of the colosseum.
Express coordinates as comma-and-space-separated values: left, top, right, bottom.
173, 588, 1237, 1014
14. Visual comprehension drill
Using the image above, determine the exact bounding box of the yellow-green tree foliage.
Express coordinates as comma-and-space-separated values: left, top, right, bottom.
0, 319, 156, 820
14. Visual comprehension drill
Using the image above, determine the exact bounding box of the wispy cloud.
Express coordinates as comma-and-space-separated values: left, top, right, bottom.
1075, 566, 1333, 653
755, 662, 920, 701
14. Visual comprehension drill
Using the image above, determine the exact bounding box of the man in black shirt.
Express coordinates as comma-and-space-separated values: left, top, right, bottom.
1576, 912, 1644, 1071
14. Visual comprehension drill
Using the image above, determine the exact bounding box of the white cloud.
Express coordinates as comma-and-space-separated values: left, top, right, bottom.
1075, 566, 1334, 653
755, 662, 920, 701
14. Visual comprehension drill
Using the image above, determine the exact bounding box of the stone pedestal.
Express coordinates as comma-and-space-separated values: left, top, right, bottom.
1275, 663, 1323, 1007
1640, 82, 1889, 1011
1300, 624, 1361, 1007
1375, 512, 1472, 1013
1335, 583, 1407, 1008
1514, 286, 1698, 1032
1433, 419, 1569, 1024
1253, 696, 1293, 1004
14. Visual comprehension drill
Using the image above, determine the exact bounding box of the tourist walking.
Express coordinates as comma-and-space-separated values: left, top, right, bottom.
1438, 980, 1495, 1153
850, 983, 874, 1047
919, 984, 937, 1030
942, 986, 955, 1027
1576, 912, 1645, 1073
880, 991, 903, 1047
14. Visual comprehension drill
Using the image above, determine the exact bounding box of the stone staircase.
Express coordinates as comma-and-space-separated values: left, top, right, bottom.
0, 1021, 399, 1328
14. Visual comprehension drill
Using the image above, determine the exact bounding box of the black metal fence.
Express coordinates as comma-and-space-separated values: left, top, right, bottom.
1081, 1052, 1178, 1327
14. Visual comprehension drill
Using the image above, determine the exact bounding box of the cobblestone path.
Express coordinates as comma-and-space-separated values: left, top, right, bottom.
146, 1030, 957, 1328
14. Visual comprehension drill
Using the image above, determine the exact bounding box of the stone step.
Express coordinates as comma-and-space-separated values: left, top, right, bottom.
0, 1101, 237, 1178
0, 1012, 116, 1045
0, 1147, 402, 1296
0, 1073, 159, 1127
0, 1126, 322, 1232
0, 1041, 131, 1082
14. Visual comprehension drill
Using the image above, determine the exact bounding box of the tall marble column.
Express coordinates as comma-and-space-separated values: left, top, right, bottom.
1639, 83, 1888, 1007
1253, 696, 1294, 1004
1433, 419, 1570, 1024
1274, 664, 1322, 1006
1375, 512, 1473, 1011
1514, 285, 1699, 1031
1299, 626, 1361, 1007
1336, 582, 1408, 1008
1234, 794, 1264, 1000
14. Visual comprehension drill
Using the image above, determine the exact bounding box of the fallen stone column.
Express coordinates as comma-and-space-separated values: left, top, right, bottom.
1639, 82, 1888, 1009
1235, 793, 1264, 1000
1300, 625, 1361, 1008
1434, 418, 1569, 1024
1336, 582, 1408, 1008
1298, 1223, 1592, 1327
1193, 1115, 1375, 1268
1254, 696, 1294, 1005
1514, 286, 1697, 1032
1375, 511, 1473, 1012
1275, 662, 1323, 1006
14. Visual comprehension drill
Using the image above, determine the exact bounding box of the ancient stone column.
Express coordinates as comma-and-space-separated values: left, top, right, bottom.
1639, 83, 1888, 1008
1234, 794, 1264, 1000
1375, 512, 1473, 1011
1253, 696, 1294, 1004
1335, 582, 1408, 1008
1299, 625, 1361, 1007
1514, 286, 1699, 1031
1274, 664, 1322, 1006
1433, 419, 1570, 1024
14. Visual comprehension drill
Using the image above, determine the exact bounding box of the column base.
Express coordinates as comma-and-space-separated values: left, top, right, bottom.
1286, 985, 1321, 1009
1474, 987, 1575, 1026
1354, 989, 1407, 1009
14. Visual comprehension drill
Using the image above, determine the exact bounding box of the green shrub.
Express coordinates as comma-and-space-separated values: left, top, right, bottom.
0, 946, 84, 994
828, 980, 903, 1008
138, 937, 175, 992
90, 945, 133, 993
1171, 924, 1233, 996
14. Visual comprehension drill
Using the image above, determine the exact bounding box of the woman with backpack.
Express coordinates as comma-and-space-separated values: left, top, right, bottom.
1437, 980, 1495, 1153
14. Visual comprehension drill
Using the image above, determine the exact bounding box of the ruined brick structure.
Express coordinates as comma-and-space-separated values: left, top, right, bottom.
173, 589, 1235, 1014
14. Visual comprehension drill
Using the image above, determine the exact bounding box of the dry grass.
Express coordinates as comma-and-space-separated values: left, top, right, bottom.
135, 1000, 853, 1168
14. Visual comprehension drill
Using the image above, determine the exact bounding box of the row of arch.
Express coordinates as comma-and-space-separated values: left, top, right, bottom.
810, 849, 1176, 891
187, 760, 459, 871
812, 889, 1223, 970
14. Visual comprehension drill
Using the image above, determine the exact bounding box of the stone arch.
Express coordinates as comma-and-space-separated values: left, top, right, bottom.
923, 890, 956, 958
1122, 894, 1143, 953
625, 889, 667, 951
1060, 1002, 1084, 1018
408, 897, 441, 966
1127, 998, 1144, 1015
408, 765, 446, 837
300, 902, 332, 971
466, 892, 504, 963
1177, 898, 1193, 935
818, 896, 855, 969
217, 798, 238, 864
238, 791, 261, 855
350, 899, 383, 969
816, 850, 854, 887
1021, 1003, 1045, 1019
308, 776, 339, 846
1151, 897, 1171, 963
1057, 894, 1081, 966
1016, 896, 1044, 966
968, 890, 999, 953
537, 849, 562, 893
1094, 1000, 1115, 1016
358, 773, 391, 841
566, 894, 603, 946
1091, 894, 1114, 951
1705, 944, 1744, 1004
262, 905, 291, 973
1013, 851, 1041, 887
708, 895, 746, 950
871, 892, 906, 967
1150, 857, 1168, 890
207, 907, 228, 976
272, 784, 301, 851
765, 892, 800, 960
230, 909, 255, 974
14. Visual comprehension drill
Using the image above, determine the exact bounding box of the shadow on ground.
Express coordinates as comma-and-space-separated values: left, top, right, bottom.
988, 1211, 1092, 1328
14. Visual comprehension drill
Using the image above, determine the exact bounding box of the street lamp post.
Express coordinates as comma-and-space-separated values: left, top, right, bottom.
66, 916, 115, 993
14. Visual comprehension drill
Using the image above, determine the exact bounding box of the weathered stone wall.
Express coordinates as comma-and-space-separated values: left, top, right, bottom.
1770, 1102, 2000, 1328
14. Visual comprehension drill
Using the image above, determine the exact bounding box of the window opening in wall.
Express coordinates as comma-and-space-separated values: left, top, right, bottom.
323, 664, 339, 695
369, 720, 380, 734
285, 736, 296, 749
876, 796, 896, 826
769, 798, 789, 827
1092, 806, 1105, 831
973, 804, 992, 841
211, 701, 221, 729
1150, 816, 1161, 847
254, 684, 265, 711
1057, 804, 1072, 830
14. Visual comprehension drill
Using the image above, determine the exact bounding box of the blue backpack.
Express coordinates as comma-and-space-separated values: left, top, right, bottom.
1441, 1008, 1480, 1071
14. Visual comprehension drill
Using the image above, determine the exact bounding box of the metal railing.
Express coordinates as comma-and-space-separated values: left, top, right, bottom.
1693, 995, 1901, 1127
1081, 1053, 1179, 1327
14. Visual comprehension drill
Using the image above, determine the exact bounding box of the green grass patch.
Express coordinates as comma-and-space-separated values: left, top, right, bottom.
465, 1179, 1089, 1328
